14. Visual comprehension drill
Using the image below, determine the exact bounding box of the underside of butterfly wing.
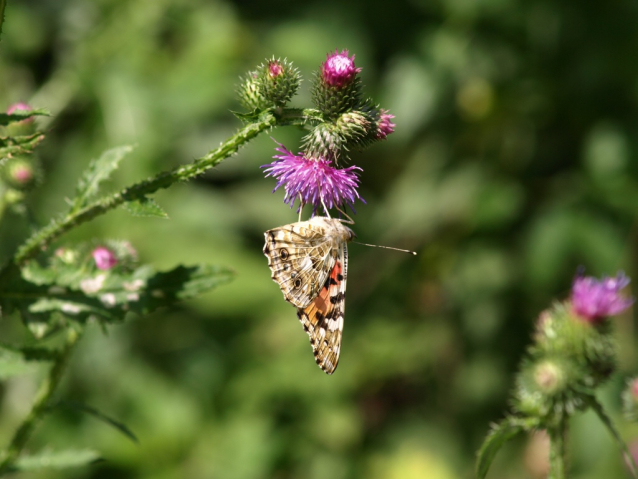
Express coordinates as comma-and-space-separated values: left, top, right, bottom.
263, 221, 336, 309
296, 245, 347, 374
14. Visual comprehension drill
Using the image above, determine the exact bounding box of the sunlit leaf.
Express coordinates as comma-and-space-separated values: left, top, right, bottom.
70, 145, 134, 213
13, 449, 101, 471
1, 262, 234, 327
122, 197, 168, 218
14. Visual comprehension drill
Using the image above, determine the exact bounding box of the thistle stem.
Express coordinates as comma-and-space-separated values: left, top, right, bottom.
548, 416, 567, 479
8, 112, 282, 269
0, 329, 80, 475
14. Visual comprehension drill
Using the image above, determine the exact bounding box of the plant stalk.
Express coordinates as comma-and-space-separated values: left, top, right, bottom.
548, 415, 567, 479
0, 328, 80, 475
11, 112, 278, 267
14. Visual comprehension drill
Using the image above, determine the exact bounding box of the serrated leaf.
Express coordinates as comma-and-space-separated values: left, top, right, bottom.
476, 417, 531, 479
0, 108, 50, 126
13, 449, 101, 471
586, 394, 638, 478
231, 109, 263, 122
0, 131, 46, 159
1, 262, 234, 327
122, 197, 168, 218
70, 145, 134, 213
57, 401, 138, 443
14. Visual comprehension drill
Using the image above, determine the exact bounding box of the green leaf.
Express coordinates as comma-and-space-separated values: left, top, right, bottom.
0, 347, 38, 379
586, 394, 638, 479
231, 108, 263, 123
13, 449, 101, 471
122, 197, 168, 218
56, 401, 138, 443
0, 108, 50, 126
1, 262, 234, 327
0, 131, 46, 160
476, 417, 532, 479
70, 145, 134, 213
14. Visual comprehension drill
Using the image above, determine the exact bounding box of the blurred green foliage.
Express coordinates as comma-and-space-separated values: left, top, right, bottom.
1, 0, 638, 477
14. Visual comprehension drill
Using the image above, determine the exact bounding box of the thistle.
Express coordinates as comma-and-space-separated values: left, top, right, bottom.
257, 50, 394, 214
261, 143, 364, 215
477, 271, 636, 479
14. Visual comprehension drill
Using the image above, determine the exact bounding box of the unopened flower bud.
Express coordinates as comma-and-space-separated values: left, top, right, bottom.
534, 360, 565, 394
375, 109, 395, 139
312, 50, 363, 118
2, 157, 39, 190
320, 50, 361, 88
92, 247, 118, 270
242, 57, 300, 108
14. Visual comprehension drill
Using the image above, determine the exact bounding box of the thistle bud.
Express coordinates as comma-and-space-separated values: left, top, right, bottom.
238, 58, 300, 110
2, 157, 40, 190
533, 360, 566, 395
92, 246, 118, 270
312, 50, 363, 118
237, 72, 268, 111
374, 109, 395, 139
302, 111, 375, 164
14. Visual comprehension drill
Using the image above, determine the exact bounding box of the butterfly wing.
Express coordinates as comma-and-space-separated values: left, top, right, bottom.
296, 243, 347, 374
263, 221, 335, 309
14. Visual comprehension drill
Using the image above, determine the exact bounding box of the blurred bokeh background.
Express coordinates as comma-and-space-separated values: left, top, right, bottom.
2, 0, 638, 477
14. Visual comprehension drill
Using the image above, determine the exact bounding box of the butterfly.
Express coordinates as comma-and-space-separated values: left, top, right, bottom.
263, 216, 356, 374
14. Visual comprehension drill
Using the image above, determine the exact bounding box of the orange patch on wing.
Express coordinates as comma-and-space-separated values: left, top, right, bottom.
312, 261, 343, 312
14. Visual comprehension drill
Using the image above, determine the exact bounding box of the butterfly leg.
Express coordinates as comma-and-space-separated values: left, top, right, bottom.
298, 193, 304, 222
321, 198, 331, 218
334, 205, 355, 224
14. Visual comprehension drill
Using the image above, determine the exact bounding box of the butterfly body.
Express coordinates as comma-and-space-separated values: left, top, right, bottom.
263, 217, 355, 374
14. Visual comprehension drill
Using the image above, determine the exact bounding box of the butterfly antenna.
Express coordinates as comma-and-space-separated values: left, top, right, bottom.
353, 241, 417, 255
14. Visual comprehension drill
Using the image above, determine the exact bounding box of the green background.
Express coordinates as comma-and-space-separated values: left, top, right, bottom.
1, 0, 638, 477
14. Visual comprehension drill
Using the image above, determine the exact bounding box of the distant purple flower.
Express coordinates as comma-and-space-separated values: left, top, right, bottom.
376, 109, 395, 139
571, 272, 634, 322
321, 49, 361, 88
92, 247, 118, 270
262, 143, 364, 214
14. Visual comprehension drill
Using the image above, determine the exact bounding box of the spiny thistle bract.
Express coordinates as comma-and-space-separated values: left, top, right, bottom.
477, 271, 635, 479
245, 50, 394, 215
237, 58, 300, 110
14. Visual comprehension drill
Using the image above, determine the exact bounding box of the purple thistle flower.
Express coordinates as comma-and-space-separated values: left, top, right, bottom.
376, 109, 395, 139
262, 143, 365, 214
321, 49, 361, 88
92, 246, 118, 270
571, 271, 634, 322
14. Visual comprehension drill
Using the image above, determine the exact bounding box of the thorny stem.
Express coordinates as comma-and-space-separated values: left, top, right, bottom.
0, 107, 318, 280
0, 329, 81, 475
548, 415, 567, 479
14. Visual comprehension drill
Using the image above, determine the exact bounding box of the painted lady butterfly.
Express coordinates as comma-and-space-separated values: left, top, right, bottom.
263, 216, 356, 374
